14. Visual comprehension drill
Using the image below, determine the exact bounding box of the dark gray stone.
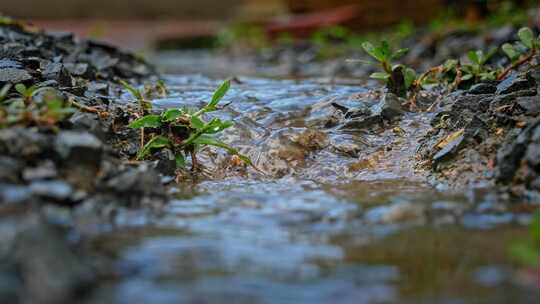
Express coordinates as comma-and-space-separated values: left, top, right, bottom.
55, 131, 102, 162
13, 217, 95, 303
516, 96, 540, 115
30, 180, 73, 201
468, 83, 497, 95
496, 74, 535, 95
433, 133, 465, 164
0, 184, 32, 204
370, 93, 404, 121
0, 67, 32, 83
0, 156, 23, 183
0, 128, 51, 159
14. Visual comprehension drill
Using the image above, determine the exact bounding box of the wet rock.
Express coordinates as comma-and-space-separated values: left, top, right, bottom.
496, 74, 535, 95
293, 129, 328, 151
0, 156, 23, 183
0, 184, 32, 204
13, 217, 96, 304
30, 180, 73, 202
525, 126, 540, 170
371, 93, 404, 121
63, 63, 88, 76
496, 121, 540, 183
329, 134, 364, 157
42, 62, 73, 87
433, 132, 465, 164
0, 128, 52, 159
55, 131, 102, 163
365, 200, 425, 224
0, 67, 32, 83
516, 96, 540, 115
68, 112, 105, 139
102, 166, 166, 206
22, 161, 58, 181
55, 131, 103, 189
468, 82, 497, 95
339, 115, 382, 130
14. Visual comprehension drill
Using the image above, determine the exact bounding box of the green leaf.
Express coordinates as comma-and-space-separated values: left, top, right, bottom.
380, 40, 391, 59
0, 84, 11, 102
120, 80, 143, 101
15, 84, 27, 96
204, 118, 234, 134
391, 48, 409, 60
161, 109, 184, 121
518, 27, 535, 49
193, 134, 252, 165
137, 135, 170, 159
175, 153, 185, 168
467, 50, 480, 65
361, 42, 385, 62
190, 115, 205, 129
128, 115, 162, 129
369, 72, 391, 80
206, 79, 231, 111
403, 67, 417, 89
461, 73, 473, 81
502, 43, 520, 61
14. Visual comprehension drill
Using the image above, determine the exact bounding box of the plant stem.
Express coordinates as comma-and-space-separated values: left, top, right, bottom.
497, 50, 536, 81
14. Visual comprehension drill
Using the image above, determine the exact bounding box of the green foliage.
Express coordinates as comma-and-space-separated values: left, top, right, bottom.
461, 49, 497, 82
509, 214, 540, 267
129, 80, 251, 169
502, 27, 540, 63
120, 80, 153, 114
361, 40, 416, 97
0, 84, 75, 128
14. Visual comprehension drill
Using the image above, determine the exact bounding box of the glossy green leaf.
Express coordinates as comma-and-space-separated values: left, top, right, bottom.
161, 109, 184, 121
137, 135, 170, 159
502, 43, 520, 61
0, 84, 11, 102
128, 115, 162, 129
190, 115, 205, 129
175, 153, 185, 167
467, 50, 481, 65
207, 79, 231, 111
369, 72, 391, 80
518, 27, 535, 49
193, 134, 252, 165
403, 67, 417, 89
361, 42, 385, 62
391, 48, 409, 60
120, 80, 143, 101
15, 84, 27, 96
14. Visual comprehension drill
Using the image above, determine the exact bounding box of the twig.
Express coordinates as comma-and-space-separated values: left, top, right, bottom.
497, 51, 536, 81
69, 99, 101, 114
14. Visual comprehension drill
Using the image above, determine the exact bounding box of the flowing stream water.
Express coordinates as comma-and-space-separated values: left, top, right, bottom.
91, 72, 539, 303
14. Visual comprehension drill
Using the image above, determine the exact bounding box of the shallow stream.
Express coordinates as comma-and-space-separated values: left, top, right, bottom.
95, 73, 539, 303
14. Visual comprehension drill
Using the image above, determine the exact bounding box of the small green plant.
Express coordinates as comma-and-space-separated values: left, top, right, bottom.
128, 80, 251, 171
509, 213, 540, 267
0, 84, 74, 127
361, 40, 416, 97
499, 27, 540, 80
120, 80, 152, 114
461, 49, 498, 82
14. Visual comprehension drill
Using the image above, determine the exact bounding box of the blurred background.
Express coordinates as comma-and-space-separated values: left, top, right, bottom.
0, 0, 536, 49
